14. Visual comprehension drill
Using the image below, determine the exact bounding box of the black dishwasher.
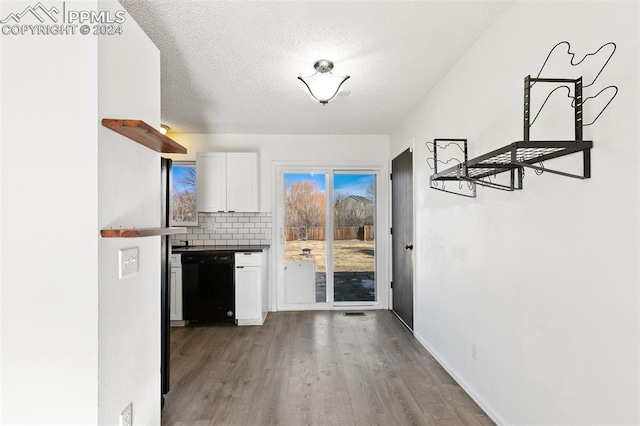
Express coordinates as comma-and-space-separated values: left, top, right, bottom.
182, 252, 235, 323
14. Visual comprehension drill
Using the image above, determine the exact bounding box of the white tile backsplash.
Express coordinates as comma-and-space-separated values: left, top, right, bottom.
172, 212, 272, 246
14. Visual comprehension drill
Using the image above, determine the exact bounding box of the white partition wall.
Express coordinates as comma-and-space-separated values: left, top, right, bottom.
1, 1, 164, 423
98, 1, 162, 424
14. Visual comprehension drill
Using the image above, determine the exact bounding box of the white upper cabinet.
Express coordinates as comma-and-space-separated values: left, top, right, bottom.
196, 152, 259, 212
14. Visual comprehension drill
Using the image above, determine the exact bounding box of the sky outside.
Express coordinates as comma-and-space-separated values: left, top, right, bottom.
172, 164, 195, 193
285, 173, 374, 199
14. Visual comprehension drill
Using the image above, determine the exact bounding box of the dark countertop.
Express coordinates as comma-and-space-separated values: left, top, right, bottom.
172, 245, 270, 254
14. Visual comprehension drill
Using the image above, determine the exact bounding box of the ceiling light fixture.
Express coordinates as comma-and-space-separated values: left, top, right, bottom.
298, 60, 350, 105
159, 124, 170, 135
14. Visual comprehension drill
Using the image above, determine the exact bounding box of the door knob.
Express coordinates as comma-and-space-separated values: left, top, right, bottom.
404, 244, 413, 250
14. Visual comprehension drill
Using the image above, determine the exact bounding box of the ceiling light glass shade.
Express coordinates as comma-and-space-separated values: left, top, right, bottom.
298, 60, 350, 105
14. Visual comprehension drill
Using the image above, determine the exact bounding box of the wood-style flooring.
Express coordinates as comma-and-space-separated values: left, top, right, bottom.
162, 310, 493, 426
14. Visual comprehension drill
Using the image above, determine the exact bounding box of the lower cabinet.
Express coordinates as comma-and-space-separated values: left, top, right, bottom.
235, 251, 268, 326
170, 254, 185, 325
171, 250, 269, 326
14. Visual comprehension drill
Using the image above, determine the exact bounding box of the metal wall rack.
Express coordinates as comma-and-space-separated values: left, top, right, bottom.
430, 76, 593, 197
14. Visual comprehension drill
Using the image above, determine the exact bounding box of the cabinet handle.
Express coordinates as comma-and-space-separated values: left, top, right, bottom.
228, 210, 235, 213
236, 266, 245, 269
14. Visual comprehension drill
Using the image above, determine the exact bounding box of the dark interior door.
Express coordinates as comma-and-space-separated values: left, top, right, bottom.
392, 148, 413, 329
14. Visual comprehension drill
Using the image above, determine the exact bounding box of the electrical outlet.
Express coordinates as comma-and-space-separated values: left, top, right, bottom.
119, 247, 139, 279
471, 342, 479, 361
119, 403, 132, 426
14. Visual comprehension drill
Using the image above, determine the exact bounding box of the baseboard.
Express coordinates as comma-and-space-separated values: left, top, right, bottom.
170, 320, 187, 327
413, 332, 506, 426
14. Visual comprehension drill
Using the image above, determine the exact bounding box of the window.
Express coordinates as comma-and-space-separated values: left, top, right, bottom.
171, 162, 197, 226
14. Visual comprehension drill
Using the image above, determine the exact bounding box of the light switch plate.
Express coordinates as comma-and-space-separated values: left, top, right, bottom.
119, 247, 139, 279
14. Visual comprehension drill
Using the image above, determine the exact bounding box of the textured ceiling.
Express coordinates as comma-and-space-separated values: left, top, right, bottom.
119, 0, 511, 135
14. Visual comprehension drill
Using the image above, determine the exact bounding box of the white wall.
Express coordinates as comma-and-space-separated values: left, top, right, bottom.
0, 1, 99, 424
390, 2, 639, 424
97, 1, 162, 425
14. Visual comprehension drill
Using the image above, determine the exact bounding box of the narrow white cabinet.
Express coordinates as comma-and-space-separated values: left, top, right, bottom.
170, 253, 185, 325
235, 250, 268, 326
196, 152, 258, 212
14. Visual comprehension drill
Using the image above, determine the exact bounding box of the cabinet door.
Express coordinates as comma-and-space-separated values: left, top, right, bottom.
196, 152, 227, 212
235, 266, 260, 320
226, 153, 258, 212
170, 268, 183, 320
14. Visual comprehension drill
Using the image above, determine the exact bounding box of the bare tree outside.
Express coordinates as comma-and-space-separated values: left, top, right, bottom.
365, 178, 375, 201
285, 180, 326, 231
172, 165, 197, 223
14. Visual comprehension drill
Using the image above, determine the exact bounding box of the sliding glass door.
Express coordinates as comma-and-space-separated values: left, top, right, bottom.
278, 169, 378, 309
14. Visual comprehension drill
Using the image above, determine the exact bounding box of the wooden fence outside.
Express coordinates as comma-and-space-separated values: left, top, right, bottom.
285, 226, 374, 241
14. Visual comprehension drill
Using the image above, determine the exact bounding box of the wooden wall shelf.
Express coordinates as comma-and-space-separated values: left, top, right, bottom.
101, 227, 187, 238
102, 119, 187, 154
